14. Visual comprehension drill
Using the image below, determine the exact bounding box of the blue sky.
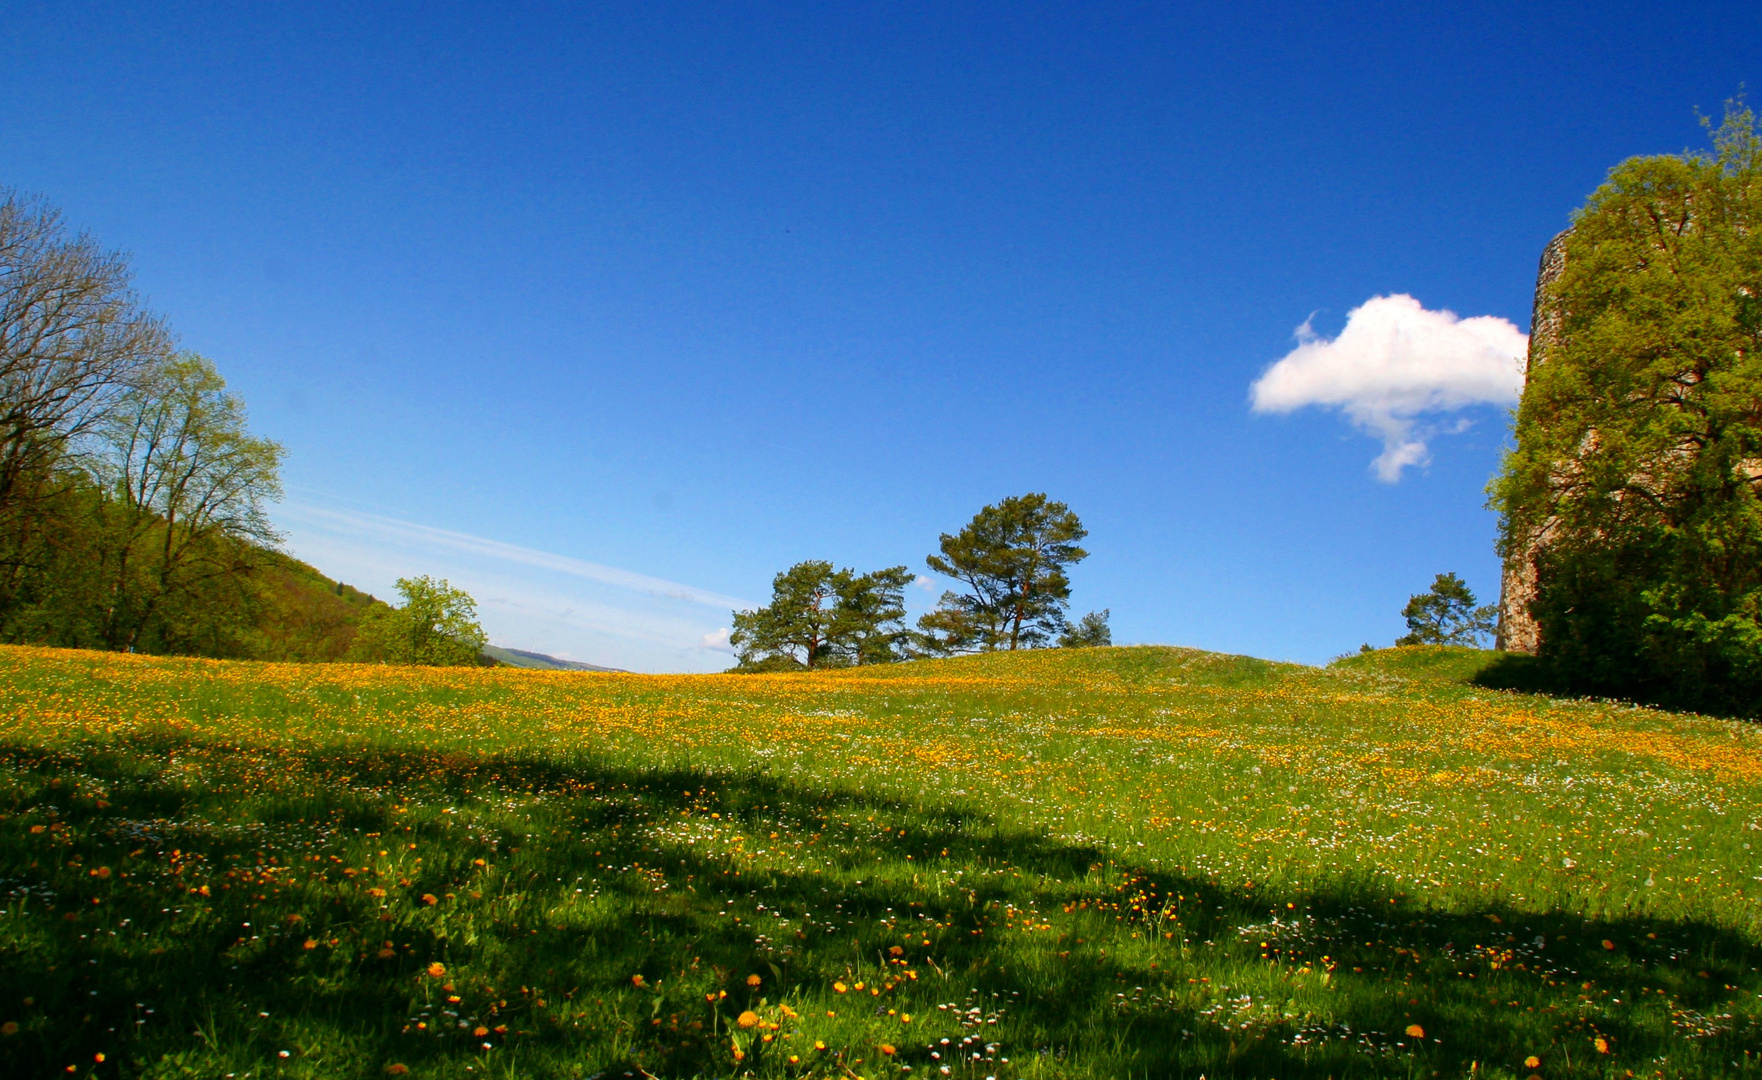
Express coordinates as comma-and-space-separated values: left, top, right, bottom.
4, 2, 1756, 671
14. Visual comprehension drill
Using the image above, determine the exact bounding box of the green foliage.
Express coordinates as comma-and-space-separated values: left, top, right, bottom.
1058, 607, 1111, 648
1395, 573, 1496, 646
729, 560, 912, 670
1492, 98, 1762, 715
917, 493, 1088, 653
351, 575, 488, 666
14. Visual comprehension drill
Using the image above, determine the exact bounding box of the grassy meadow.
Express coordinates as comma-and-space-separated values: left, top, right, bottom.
0, 643, 1759, 1079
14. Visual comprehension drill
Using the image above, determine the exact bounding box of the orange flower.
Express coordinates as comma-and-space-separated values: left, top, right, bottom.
1602, 939, 1615, 950
1525, 1056, 1541, 1068
426, 962, 447, 978
378, 947, 396, 959
889, 945, 904, 956
421, 893, 438, 906
0, 1022, 17, 1036
880, 1044, 896, 1056
632, 974, 646, 987
1404, 1024, 1425, 1038
737, 1011, 760, 1029
385, 1066, 409, 1076
1595, 1036, 1610, 1053
746, 974, 762, 986
303, 939, 317, 950
93, 867, 111, 879
473, 1026, 489, 1037
833, 981, 847, 993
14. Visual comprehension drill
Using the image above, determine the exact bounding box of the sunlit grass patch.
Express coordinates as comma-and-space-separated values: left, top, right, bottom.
0, 643, 1757, 1077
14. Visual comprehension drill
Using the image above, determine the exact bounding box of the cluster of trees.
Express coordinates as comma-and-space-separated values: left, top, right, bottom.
0, 189, 488, 666
0, 190, 286, 654
1493, 100, 1762, 715
730, 492, 1110, 671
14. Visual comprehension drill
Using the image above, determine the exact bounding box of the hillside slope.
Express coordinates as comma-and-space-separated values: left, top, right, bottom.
0, 644, 1756, 1077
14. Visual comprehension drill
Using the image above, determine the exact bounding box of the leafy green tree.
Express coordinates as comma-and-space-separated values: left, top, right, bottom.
1492, 99, 1762, 713
730, 560, 912, 670
0, 189, 170, 615
917, 493, 1088, 653
352, 575, 487, 666
832, 565, 914, 665
1396, 574, 1496, 646
90, 352, 284, 652
1059, 609, 1112, 648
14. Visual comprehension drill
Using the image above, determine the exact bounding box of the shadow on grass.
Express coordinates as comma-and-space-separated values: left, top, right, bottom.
1, 734, 1757, 1079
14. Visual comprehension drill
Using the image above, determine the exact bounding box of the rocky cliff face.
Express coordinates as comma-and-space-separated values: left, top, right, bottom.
1495, 230, 1569, 654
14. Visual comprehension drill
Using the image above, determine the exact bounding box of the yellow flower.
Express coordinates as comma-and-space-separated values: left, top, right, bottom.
1524, 1056, 1541, 1068
833, 981, 847, 993
1594, 1036, 1610, 1053
737, 1010, 760, 1029
1404, 1024, 1425, 1038
426, 962, 446, 978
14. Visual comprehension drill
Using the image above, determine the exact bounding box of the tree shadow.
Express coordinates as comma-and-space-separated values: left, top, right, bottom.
1, 734, 1756, 1078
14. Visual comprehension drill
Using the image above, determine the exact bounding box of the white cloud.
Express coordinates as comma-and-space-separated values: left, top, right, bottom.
912, 574, 937, 593
700, 627, 733, 652
1249, 294, 1528, 481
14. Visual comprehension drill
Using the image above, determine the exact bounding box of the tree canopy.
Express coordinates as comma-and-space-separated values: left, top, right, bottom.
917, 493, 1088, 653
1396, 574, 1495, 647
1059, 608, 1112, 648
352, 575, 488, 666
1492, 99, 1762, 714
730, 561, 912, 670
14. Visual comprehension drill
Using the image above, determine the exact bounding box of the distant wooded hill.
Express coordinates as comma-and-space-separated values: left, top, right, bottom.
479, 645, 624, 672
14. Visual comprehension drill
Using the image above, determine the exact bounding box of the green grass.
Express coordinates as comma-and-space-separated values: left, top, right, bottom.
0, 643, 1758, 1079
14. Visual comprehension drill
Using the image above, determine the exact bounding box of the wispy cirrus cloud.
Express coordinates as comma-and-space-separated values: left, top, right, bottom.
282, 503, 756, 610
1250, 294, 1528, 481
274, 501, 758, 672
